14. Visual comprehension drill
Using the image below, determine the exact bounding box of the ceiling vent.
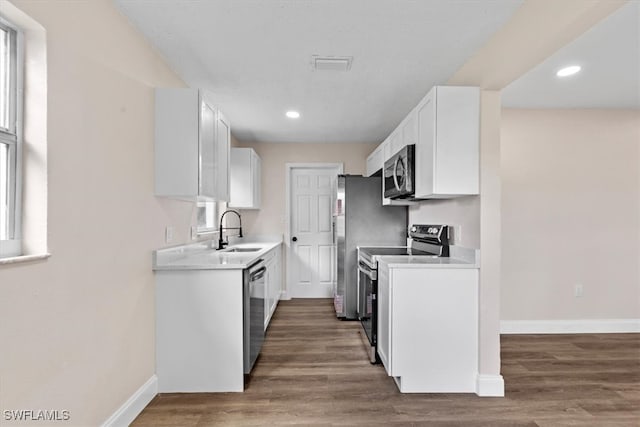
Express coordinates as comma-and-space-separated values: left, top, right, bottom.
311, 55, 353, 72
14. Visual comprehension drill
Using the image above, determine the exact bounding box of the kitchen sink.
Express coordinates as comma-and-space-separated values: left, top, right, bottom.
222, 247, 262, 253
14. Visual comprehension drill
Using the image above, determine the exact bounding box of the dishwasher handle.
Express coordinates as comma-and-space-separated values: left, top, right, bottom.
250, 266, 267, 281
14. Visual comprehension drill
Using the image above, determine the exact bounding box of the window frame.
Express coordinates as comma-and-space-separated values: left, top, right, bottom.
196, 198, 218, 235
0, 15, 23, 258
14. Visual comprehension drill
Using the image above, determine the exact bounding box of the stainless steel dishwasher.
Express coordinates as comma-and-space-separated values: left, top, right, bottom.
244, 259, 266, 374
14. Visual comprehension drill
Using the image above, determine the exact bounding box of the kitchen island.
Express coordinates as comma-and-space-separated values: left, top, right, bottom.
152, 238, 282, 392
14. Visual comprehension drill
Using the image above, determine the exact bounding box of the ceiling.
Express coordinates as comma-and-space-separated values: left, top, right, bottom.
502, 0, 640, 109
114, 1, 639, 144
114, 0, 524, 143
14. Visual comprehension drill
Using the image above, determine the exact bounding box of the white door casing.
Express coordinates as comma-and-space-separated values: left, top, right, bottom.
285, 163, 343, 298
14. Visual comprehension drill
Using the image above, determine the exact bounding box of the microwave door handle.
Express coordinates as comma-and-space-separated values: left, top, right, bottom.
393, 156, 402, 192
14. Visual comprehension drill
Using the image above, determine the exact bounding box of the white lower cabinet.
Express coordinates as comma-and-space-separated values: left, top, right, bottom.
378, 263, 479, 393
263, 244, 282, 329
156, 269, 245, 392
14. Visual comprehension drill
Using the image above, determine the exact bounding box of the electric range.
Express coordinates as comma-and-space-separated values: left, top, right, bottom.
356, 224, 450, 363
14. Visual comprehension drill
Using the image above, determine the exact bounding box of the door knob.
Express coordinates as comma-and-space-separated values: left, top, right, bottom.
292, 236, 298, 242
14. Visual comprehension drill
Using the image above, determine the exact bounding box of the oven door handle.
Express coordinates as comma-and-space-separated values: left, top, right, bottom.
358, 264, 376, 281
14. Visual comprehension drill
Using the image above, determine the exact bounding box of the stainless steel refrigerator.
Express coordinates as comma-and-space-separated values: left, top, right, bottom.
333, 175, 407, 319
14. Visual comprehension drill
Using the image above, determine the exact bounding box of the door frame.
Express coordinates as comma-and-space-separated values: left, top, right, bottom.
283, 163, 344, 300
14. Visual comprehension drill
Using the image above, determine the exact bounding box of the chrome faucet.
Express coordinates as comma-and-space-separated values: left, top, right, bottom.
218, 210, 243, 250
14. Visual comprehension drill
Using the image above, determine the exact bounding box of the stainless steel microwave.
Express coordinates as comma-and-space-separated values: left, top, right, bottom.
383, 144, 415, 199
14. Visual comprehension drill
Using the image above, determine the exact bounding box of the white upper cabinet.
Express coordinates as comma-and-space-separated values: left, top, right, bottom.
365, 144, 384, 177
369, 85, 479, 204
414, 86, 479, 199
401, 110, 418, 148
229, 147, 261, 209
388, 130, 403, 159
216, 111, 231, 202
155, 88, 230, 201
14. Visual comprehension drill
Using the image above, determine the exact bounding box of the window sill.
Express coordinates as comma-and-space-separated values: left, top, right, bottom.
0, 252, 51, 266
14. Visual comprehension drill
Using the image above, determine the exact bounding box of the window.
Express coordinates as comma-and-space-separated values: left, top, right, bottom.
196, 199, 218, 234
0, 17, 21, 257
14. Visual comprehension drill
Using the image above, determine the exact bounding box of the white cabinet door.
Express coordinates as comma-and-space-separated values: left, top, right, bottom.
263, 245, 282, 329
264, 261, 272, 330
388, 131, 402, 158
382, 138, 392, 160
199, 99, 217, 198
156, 269, 245, 392
365, 145, 383, 177
230, 148, 261, 209
268, 246, 281, 316
215, 111, 231, 201
155, 88, 230, 201
381, 266, 479, 393
401, 110, 418, 147
155, 88, 204, 199
251, 150, 261, 208
414, 86, 479, 199
377, 264, 392, 373
416, 92, 436, 197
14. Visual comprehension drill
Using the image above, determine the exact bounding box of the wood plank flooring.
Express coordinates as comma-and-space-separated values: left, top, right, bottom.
132, 299, 640, 426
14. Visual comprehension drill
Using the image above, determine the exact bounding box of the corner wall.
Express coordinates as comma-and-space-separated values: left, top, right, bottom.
0, 1, 197, 425
501, 109, 640, 323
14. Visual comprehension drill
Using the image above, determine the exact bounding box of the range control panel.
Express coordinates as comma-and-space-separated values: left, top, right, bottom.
409, 224, 449, 244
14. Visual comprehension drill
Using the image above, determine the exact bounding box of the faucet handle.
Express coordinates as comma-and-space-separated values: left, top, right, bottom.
217, 233, 229, 250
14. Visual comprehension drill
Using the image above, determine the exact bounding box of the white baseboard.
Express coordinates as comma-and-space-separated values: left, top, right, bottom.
476, 374, 504, 397
102, 375, 157, 427
280, 290, 292, 300
500, 319, 640, 334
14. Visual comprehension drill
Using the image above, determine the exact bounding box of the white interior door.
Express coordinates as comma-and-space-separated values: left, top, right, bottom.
289, 166, 340, 298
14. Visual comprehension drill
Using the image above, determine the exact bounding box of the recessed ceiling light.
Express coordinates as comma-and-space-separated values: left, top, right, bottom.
286, 111, 300, 119
556, 65, 581, 77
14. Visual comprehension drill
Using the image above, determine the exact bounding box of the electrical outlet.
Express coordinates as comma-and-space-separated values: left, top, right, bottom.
574, 284, 584, 298
165, 226, 174, 244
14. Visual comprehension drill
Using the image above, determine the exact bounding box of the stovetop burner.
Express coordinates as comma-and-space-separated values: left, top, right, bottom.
358, 225, 450, 269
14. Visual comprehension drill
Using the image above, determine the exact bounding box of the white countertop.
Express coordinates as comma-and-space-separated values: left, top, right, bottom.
377, 245, 479, 269
153, 238, 283, 271
378, 255, 477, 269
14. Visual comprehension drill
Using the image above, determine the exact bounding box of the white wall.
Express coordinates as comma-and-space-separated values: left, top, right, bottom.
231, 141, 376, 236
0, 1, 200, 425
408, 198, 479, 248
501, 109, 640, 321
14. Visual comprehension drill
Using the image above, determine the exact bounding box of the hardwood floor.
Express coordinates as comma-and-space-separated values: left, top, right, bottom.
132, 299, 640, 426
